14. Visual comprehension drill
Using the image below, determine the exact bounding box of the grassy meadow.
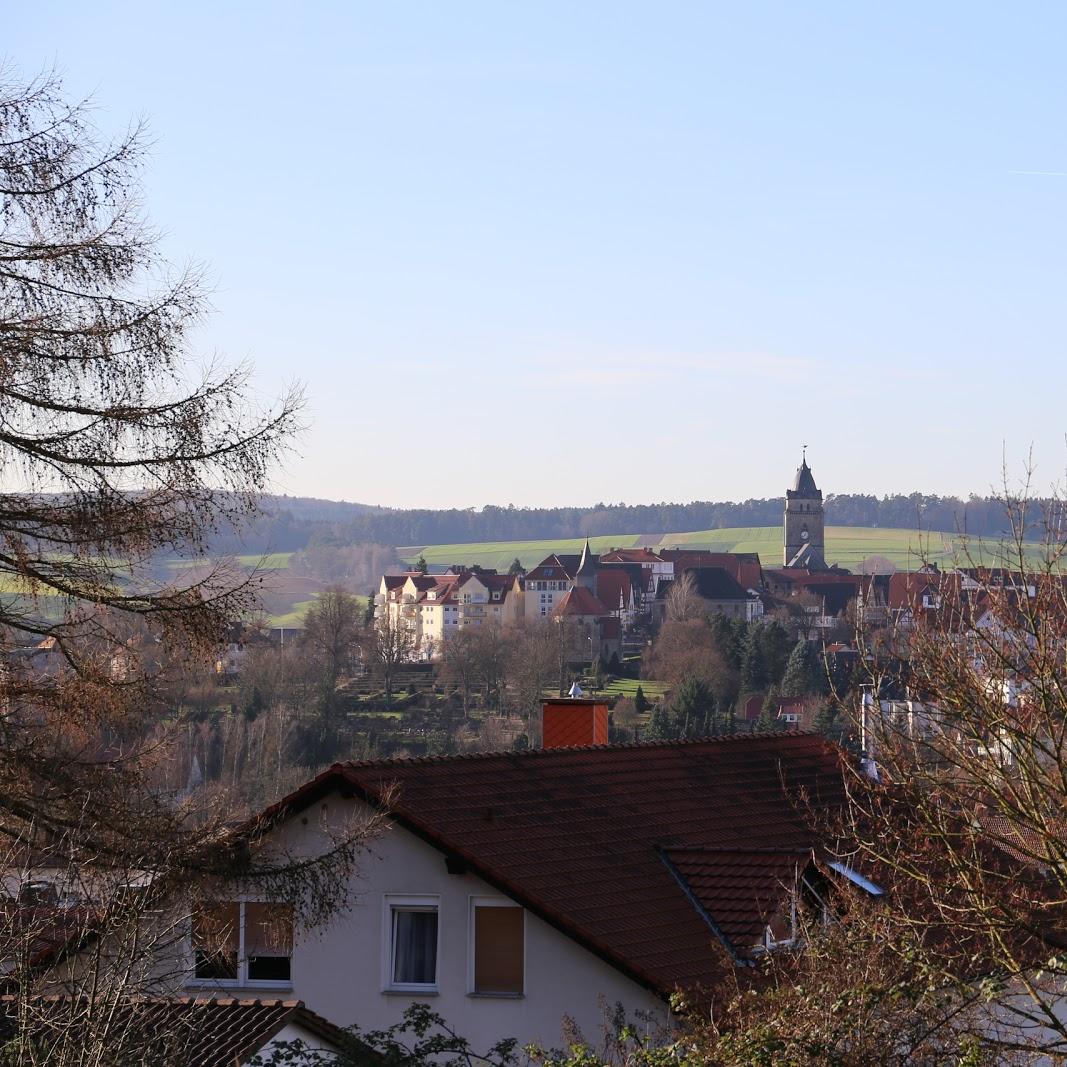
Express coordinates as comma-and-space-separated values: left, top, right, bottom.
400, 525, 994, 572
141, 524, 1049, 632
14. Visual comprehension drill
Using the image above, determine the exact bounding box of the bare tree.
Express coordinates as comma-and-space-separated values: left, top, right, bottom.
471, 624, 510, 709
362, 614, 414, 703
441, 628, 479, 717
302, 587, 363, 715
839, 472, 1067, 1059
0, 70, 371, 1061
665, 570, 705, 623
505, 622, 558, 722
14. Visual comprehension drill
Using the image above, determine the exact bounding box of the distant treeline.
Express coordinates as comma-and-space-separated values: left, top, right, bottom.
208, 493, 1036, 554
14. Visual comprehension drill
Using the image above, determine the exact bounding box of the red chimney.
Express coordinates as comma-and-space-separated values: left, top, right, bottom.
542, 699, 609, 749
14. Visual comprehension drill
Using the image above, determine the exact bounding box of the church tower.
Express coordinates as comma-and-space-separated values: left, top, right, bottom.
783, 452, 826, 568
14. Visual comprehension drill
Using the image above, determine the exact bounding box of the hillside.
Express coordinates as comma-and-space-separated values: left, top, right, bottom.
208, 491, 1030, 556
188, 524, 1050, 629
400, 526, 1013, 573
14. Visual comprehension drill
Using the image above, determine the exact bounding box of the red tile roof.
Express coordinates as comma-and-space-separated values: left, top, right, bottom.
600, 548, 666, 564
526, 554, 581, 582
257, 734, 848, 996
553, 586, 611, 617
595, 571, 633, 612
661, 551, 764, 590
662, 848, 811, 959
0, 997, 354, 1067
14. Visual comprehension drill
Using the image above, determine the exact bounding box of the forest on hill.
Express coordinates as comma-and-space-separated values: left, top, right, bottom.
213, 491, 1037, 555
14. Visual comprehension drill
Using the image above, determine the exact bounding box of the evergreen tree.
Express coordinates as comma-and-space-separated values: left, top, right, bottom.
710, 615, 747, 671
781, 639, 827, 697
812, 698, 837, 737
740, 626, 769, 694
758, 619, 793, 684
508, 557, 525, 576
673, 677, 713, 737
415, 555, 429, 574
644, 704, 678, 741
634, 685, 649, 714
758, 686, 781, 730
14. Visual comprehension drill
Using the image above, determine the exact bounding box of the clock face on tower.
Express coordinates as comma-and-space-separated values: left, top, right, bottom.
800, 529, 809, 541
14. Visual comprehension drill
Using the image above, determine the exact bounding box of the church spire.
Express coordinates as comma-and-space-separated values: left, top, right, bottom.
576, 538, 597, 590
791, 452, 819, 496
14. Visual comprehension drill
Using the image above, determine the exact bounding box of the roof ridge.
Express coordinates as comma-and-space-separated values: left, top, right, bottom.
335, 729, 824, 769
664, 845, 814, 855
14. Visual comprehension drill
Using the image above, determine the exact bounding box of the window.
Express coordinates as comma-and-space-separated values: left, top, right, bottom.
385, 896, 439, 990
191, 901, 293, 986
470, 899, 524, 995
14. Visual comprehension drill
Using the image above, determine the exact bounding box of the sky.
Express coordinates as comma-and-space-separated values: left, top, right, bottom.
7, 3, 1067, 509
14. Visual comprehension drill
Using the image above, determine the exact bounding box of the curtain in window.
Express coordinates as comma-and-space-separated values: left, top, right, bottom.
393, 909, 437, 984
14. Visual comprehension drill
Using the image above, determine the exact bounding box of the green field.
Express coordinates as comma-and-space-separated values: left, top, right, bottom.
402, 525, 1038, 572
267, 598, 319, 628
402, 534, 643, 572
600, 678, 670, 700
147, 524, 1049, 633
237, 552, 295, 570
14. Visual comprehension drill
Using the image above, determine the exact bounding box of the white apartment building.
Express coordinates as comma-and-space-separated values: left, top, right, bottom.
376, 570, 523, 660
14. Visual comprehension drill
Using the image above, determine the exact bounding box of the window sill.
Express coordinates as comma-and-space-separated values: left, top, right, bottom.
467, 992, 525, 999
382, 987, 439, 997
186, 980, 294, 992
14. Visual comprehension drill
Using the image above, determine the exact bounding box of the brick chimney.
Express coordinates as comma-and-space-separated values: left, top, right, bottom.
542, 698, 609, 749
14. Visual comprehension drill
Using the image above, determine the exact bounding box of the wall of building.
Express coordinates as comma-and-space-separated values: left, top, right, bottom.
209, 793, 668, 1053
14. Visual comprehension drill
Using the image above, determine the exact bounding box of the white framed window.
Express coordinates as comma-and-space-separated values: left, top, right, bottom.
383, 895, 440, 992
190, 900, 293, 987
468, 897, 524, 996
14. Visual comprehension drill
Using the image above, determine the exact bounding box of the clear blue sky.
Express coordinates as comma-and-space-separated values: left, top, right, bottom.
9, 3, 1067, 508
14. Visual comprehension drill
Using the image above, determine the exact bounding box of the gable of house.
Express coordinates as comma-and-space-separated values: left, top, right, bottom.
258, 734, 848, 994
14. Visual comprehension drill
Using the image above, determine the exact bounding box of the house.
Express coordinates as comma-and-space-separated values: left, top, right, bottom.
740, 694, 819, 729
593, 570, 637, 627
658, 551, 763, 592
599, 549, 674, 611
41, 725, 850, 1053
376, 570, 523, 660
0, 996, 354, 1066
214, 624, 272, 677
659, 567, 764, 622
523, 553, 584, 621
553, 586, 619, 664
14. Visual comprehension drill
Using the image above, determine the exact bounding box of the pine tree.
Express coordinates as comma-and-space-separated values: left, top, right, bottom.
758, 686, 780, 730
643, 704, 677, 741
758, 619, 793, 684
673, 677, 713, 737
812, 698, 837, 737
740, 626, 769, 693
634, 685, 649, 714
781, 639, 825, 697
710, 615, 746, 671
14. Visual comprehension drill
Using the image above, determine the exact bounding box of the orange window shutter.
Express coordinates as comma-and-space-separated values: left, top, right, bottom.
474, 906, 523, 994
